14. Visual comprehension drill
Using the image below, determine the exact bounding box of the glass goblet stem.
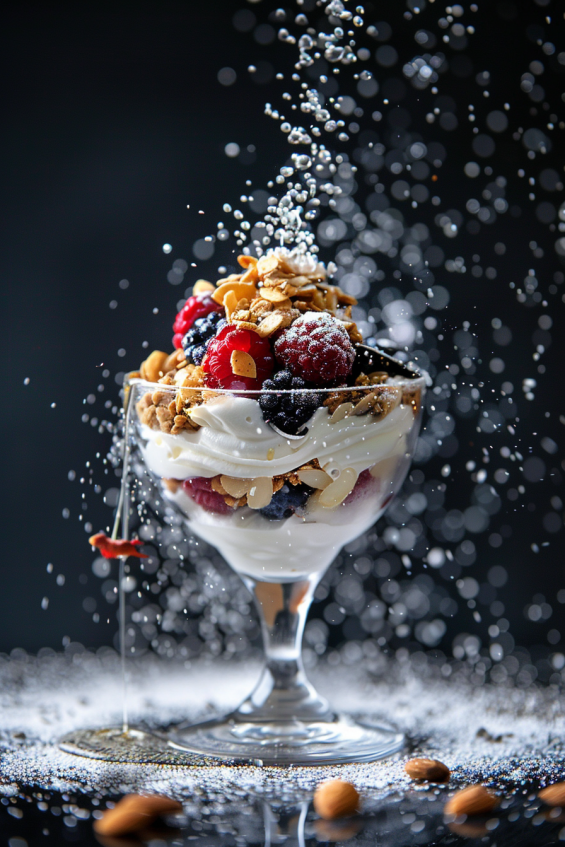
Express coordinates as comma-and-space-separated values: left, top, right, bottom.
236, 574, 332, 724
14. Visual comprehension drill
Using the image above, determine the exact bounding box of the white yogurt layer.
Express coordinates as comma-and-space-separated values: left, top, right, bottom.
138, 394, 418, 581
140, 395, 415, 481
167, 471, 408, 582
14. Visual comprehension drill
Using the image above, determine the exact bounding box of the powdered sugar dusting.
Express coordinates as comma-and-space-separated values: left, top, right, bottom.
271, 246, 326, 278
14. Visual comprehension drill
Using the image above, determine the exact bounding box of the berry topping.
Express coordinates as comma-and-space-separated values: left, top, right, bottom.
273, 312, 355, 386
182, 312, 226, 365
182, 477, 232, 515
259, 370, 323, 435
343, 468, 377, 506
203, 325, 274, 390
260, 483, 310, 520
172, 293, 224, 349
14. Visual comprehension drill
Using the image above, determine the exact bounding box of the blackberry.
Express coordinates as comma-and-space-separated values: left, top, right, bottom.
260, 483, 310, 520
259, 370, 323, 435
182, 313, 226, 365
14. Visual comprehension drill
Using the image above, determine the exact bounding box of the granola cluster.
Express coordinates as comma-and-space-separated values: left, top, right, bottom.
209, 251, 360, 343
134, 250, 421, 436
135, 251, 367, 432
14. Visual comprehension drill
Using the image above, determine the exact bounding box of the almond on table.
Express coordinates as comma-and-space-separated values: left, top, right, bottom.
539, 782, 565, 806
444, 785, 499, 817
405, 757, 450, 782
313, 780, 360, 820
93, 794, 182, 837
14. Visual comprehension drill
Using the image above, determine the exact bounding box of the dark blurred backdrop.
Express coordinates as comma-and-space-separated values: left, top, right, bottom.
1, 0, 563, 656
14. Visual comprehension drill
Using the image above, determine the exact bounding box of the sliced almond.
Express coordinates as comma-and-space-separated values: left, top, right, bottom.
260, 287, 293, 303
297, 469, 333, 490
247, 477, 273, 509
193, 279, 214, 295
329, 402, 354, 423
352, 391, 378, 416
318, 468, 358, 508
220, 476, 252, 499
230, 350, 257, 379
257, 253, 280, 276
288, 274, 314, 288
211, 281, 257, 306
256, 312, 291, 338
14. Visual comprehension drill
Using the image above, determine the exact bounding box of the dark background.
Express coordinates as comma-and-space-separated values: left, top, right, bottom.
1, 0, 564, 655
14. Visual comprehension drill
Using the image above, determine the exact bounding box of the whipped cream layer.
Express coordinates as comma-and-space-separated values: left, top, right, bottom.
140, 395, 415, 481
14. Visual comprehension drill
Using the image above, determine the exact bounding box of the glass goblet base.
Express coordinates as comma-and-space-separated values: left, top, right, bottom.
168, 712, 403, 765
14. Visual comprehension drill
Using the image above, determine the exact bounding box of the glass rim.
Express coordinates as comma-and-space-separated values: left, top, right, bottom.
127, 374, 426, 395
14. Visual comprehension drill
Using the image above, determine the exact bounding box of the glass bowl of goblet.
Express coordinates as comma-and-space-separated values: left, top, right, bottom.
124, 368, 425, 765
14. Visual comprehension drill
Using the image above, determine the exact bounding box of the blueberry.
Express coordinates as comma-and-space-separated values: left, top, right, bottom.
182, 311, 224, 365
260, 483, 310, 520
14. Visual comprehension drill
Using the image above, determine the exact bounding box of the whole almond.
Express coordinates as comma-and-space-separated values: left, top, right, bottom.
313, 780, 360, 820
539, 782, 565, 807
444, 785, 499, 818
405, 758, 450, 783
94, 794, 182, 837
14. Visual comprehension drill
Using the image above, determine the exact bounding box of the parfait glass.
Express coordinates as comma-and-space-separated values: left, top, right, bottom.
123, 369, 425, 765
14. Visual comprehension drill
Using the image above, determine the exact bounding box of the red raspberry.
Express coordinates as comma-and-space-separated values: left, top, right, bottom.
182, 477, 232, 515
203, 325, 274, 390
343, 469, 378, 506
172, 293, 224, 349
273, 312, 356, 385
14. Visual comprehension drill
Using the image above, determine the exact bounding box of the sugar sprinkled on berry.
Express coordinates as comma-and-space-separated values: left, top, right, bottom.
274, 312, 355, 386
259, 370, 323, 435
